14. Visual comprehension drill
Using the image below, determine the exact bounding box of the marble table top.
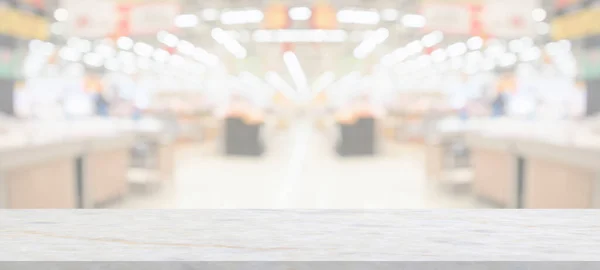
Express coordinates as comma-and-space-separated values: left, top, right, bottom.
1, 210, 599, 261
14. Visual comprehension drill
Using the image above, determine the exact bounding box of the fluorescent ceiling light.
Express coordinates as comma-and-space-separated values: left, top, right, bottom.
220, 9, 264, 25
289, 7, 312, 21
354, 28, 389, 59
59, 47, 81, 62
117, 36, 134, 50
177, 40, 195, 55
175, 14, 199, 28
212, 28, 247, 59
193, 47, 219, 66
83, 52, 103, 67
431, 48, 447, 63
402, 14, 426, 28
467, 36, 484, 50
54, 8, 69, 22
202, 8, 220, 21
532, 8, 547, 22
421, 31, 444, 48
447, 42, 467, 57
70, 38, 92, 53
152, 49, 170, 63
499, 52, 517, 67
252, 29, 347, 43
136, 57, 151, 70
509, 39, 525, 53
95, 44, 115, 58
157, 31, 179, 47
283, 51, 309, 94
133, 42, 154, 57
104, 58, 120, 71
337, 9, 380, 25
312, 71, 336, 93
169, 54, 185, 67
266, 71, 297, 99
519, 46, 541, 62
406, 40, 423, 54
380, 9, 399, 22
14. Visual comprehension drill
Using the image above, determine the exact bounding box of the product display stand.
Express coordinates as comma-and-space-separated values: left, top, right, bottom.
336, 117, 376, 157
224, 117, 265, 157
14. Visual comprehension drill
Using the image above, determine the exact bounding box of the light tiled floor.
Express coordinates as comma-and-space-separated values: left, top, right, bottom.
114, 121, 490, 209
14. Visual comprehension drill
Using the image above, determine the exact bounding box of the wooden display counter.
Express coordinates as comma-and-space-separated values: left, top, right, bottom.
0, 134, 135, 209
516, 140, 600, 208
466, 130, 600, 209
85, 135, 135, 207
467, 134, 518, 207
0, 141, 84, 209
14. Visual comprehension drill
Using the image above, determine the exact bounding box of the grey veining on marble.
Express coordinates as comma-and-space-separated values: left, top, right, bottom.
1, 210, 600, 261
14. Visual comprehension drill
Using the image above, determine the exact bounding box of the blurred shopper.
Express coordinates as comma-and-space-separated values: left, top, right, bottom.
491, 93, 506, 117
95, 93, 110, 117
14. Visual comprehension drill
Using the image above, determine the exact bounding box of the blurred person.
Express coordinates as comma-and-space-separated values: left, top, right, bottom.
491, 92, 506, 117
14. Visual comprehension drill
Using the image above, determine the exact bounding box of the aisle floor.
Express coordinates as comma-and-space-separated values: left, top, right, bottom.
114, 121, 490, 209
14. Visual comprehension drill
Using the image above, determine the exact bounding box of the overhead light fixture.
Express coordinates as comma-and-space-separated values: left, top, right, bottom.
157, 31, 179, 47
83, 52, 103, 67
212, 28, 247, 59
354, 28, 389, 59
421, 31, 444, 48
499, 52, 517, 67
104, 58, 120, 71
117, 37, 134, 50
519, 46, 541, 62
54, 8, 69, 22
133, 42, 154, 57
406, 40, 423, 55
177, 40, 195, 55
266, 71, 297, 99
169, 54, 185, 67
289, 7, 312, 21
152, 49, 170, 63
220, 9, 264, 25
136, 57, 151, 70
69, 38, 92, 53
283, 51, 309, 94
174, 14, 199, 28
532, 8, 547, 22
431, 48, 447, 63
312, 71, 336, 93
380, 9, 399, 22
202, 8, 220, 21
337, 9, 380, 25
193, 47, 219, 66
59, 47, 81, 62
447, 42, 467, 57
509, 39, 525, 53
467, 36, 483, 50
252, 29, 348, 43
402, 14, 426, 28
95, 44, 115, 58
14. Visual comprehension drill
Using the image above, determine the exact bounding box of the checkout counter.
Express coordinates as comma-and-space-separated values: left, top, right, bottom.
223, 108, 265, 157
334, 108, 378, 157
0, 119, 148, 209
466, 119, 600, 208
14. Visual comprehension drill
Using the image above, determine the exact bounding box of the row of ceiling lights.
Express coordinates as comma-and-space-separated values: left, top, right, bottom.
171, 8, 426, 28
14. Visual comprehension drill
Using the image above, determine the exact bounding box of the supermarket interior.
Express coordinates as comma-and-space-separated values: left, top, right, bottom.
0, 0, 599, 209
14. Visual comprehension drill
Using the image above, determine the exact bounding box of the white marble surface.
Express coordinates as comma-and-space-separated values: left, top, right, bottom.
1, 210, 600, 261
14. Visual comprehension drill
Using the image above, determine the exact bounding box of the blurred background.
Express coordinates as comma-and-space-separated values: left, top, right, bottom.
0, 0, 599, 209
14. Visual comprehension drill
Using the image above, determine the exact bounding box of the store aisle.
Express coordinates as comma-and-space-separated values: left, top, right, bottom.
114, 120, 489, 209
